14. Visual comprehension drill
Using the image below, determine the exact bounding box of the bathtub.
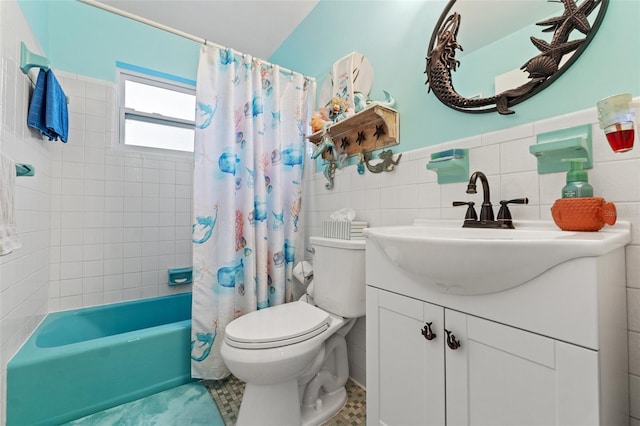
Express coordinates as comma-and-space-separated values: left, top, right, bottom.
6, 292, 193, 426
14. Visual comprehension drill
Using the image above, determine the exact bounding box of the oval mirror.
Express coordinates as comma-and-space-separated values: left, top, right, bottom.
425, 0, 609, 115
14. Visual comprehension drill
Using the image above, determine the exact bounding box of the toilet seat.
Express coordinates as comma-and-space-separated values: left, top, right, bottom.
225, 301, 331, 350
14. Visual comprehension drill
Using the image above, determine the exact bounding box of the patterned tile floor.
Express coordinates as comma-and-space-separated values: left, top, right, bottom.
204, 375, 366, 425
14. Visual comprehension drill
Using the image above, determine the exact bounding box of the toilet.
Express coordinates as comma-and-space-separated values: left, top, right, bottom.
220, 236, 366, 426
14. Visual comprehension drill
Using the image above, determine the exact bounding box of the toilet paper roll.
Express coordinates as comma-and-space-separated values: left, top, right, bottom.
293, 261, 313, 283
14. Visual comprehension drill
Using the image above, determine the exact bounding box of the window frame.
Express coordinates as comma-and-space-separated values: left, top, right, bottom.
116, 68, 196, 155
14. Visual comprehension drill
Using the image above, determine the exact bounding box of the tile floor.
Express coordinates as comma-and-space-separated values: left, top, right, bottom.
204, 375, 366, 425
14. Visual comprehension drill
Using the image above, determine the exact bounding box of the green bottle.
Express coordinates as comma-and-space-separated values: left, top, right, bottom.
562, 159, 593, 198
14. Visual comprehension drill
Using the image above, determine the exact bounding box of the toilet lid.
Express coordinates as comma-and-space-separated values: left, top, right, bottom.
225, 301, 330, 349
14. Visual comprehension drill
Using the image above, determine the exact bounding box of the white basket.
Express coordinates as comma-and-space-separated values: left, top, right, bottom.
322, 220, 368, 240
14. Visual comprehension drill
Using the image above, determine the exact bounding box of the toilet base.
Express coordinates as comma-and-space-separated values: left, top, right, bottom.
301, 386, 347, 426
237, 380, 301, 426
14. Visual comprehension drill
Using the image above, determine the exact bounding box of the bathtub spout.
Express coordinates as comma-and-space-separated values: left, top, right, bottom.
301, 333, 349, 408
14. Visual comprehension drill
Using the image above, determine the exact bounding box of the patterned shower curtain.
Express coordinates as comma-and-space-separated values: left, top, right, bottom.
191, 45, 314, 379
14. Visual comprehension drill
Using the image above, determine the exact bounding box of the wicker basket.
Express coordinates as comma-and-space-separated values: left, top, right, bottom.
550, 197, 617, 232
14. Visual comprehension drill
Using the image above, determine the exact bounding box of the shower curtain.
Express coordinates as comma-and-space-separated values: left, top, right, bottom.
191, 45, 314, 379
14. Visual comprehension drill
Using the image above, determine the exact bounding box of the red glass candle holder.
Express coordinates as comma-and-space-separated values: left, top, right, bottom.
604, 121, 635, 153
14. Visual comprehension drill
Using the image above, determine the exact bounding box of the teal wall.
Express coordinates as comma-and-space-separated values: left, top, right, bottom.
17, 0, 200, 83
17, 0, 640, 151
270, 0, 640, 150
17, 0, 50, 53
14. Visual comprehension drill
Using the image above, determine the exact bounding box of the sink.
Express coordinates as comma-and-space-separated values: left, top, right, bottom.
363, 219, 631, 295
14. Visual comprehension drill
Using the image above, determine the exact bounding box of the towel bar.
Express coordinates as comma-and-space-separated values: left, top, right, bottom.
20, 42, 69, 105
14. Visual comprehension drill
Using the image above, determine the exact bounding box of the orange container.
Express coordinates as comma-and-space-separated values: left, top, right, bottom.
550, 197, 617, 232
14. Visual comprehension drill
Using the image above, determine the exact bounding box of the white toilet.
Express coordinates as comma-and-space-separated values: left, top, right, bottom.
220, 236, 366, 426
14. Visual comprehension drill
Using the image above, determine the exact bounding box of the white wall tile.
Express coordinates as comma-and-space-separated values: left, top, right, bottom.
630, 332, 640, 377
533, 107, 596, 135
60, 278, 83, 297
379, 209, 399, 226
16, 71, 195, 324
628, 246, 640, 289
481, 124, 533, 146
82, 292, 104, 307
499, 137, 538, 174
469, 144, 500, 176
365, 188, 381, 211
397, 159, 417, 185
500, 172, 539, 206
632, 374, 640, 420
591, 159, 640, 201
417, 183, 441, 209
397, 184, 418, 209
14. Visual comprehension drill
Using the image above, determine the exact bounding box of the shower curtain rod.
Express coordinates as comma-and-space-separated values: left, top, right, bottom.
77, 0, 313, 80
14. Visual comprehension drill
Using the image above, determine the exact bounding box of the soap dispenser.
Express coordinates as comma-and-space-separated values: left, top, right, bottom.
562, 158, 593, 198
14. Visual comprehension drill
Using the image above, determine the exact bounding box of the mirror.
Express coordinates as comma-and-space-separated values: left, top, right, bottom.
425, 0, 609, 115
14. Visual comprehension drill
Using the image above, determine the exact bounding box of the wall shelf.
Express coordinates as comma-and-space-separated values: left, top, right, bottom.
308, 104, 399, 159
529, 124, 592, 174
426, 148, 469, 184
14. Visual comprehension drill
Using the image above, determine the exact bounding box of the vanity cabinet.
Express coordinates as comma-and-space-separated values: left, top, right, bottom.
365, 238, 629, 426
367, 288, 599, 426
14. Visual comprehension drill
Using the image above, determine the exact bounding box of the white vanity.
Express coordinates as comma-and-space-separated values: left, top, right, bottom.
365, 220, 631, 426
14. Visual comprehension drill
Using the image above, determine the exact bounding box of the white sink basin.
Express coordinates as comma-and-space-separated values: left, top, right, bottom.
364, 219, 631, 295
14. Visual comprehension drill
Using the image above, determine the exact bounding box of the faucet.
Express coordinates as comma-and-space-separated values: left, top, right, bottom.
453, 171, 529, 229
466, 171, 494, 221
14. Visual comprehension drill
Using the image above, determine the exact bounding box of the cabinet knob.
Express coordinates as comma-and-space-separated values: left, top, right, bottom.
445, 329, 461, 350
421, 322, 437, 341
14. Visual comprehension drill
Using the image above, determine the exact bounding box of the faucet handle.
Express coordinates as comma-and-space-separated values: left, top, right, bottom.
502, 198, 529, 205
497, 198, 529, 227
453, 201, 478, 222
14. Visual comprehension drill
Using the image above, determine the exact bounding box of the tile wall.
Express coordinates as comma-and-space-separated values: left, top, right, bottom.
48, 71, 193, 311
303, 106, 640, 421
0, 2, 194, 421
0, 2, 53, 424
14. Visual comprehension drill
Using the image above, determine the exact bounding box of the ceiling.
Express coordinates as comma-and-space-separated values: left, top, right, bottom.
96, 0, 320, 59
94, 1, 567, 60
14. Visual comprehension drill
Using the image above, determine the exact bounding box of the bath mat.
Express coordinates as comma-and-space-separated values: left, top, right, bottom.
63, 382, 224, 426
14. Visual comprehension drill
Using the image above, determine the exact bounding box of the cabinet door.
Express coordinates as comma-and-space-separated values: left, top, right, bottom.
366, 287, 445, 426
445, 310, 600, 426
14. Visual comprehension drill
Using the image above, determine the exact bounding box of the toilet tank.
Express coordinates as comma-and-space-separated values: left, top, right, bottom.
309, 236, 366, 318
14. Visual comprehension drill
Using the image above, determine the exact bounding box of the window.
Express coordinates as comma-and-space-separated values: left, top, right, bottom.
117, 68, 196, 153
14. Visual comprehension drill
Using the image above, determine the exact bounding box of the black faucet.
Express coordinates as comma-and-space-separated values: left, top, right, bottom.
466, 171, 494, 221
453, 171, 528, 229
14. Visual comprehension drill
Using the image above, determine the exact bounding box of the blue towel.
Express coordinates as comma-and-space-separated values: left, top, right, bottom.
45, 70, 68, 143
27, 69, 68, 143
27, 69, 56, 140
